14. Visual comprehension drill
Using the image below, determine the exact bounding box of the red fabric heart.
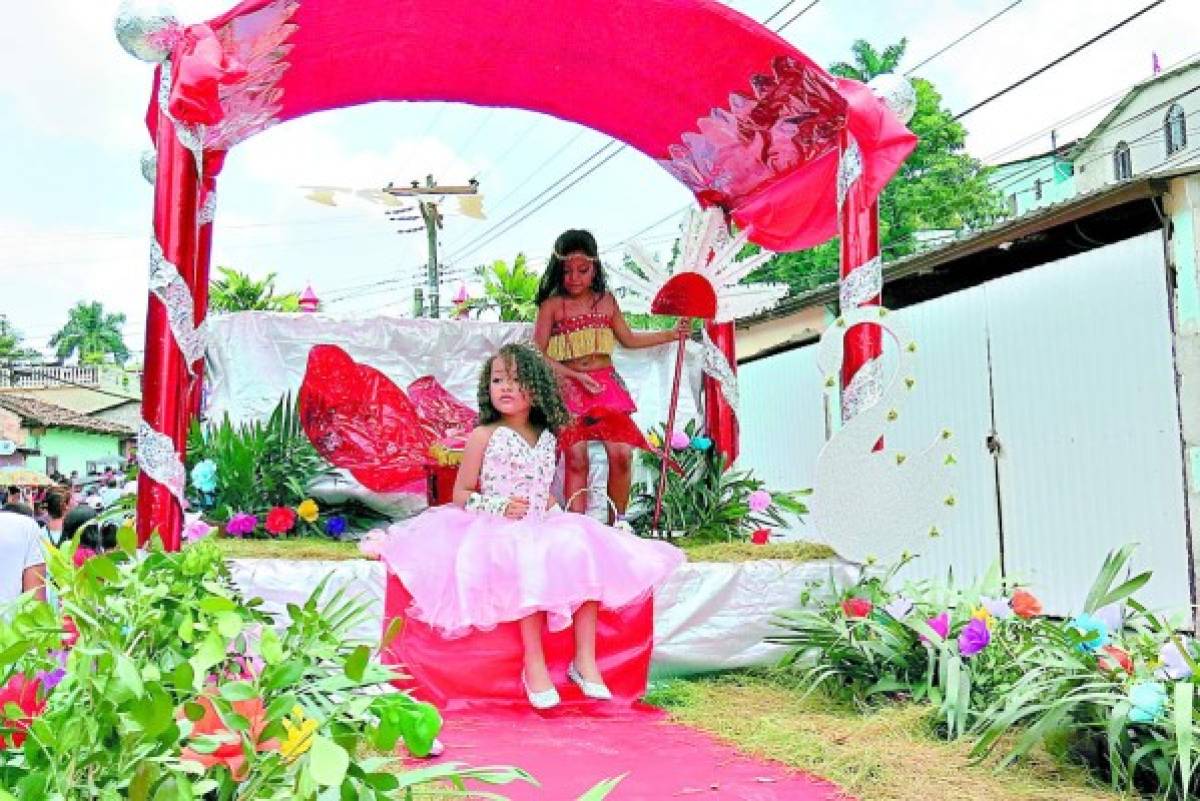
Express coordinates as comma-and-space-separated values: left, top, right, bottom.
298, 345, 434, 491
407, 375, 477, 448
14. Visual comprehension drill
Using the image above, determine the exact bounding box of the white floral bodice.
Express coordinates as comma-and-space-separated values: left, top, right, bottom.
479, 426, 557, 519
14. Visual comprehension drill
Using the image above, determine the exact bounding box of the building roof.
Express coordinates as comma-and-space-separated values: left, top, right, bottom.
744, 164, 1200, 327
1070, 57, 1200, 159
0, 394, 134, 437
991, 139, 1078, 170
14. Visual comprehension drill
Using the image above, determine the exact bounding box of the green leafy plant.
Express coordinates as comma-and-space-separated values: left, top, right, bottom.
630, 420, 808, 542
187, 393, 332, 523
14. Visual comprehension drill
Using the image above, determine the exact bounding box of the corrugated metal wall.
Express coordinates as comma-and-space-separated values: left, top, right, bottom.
740, 231, 1193, 615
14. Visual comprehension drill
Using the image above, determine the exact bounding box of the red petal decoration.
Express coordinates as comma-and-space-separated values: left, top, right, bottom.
651, 273, 718, 319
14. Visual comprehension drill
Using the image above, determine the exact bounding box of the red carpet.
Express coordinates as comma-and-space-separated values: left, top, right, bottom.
426, 706, 846, 800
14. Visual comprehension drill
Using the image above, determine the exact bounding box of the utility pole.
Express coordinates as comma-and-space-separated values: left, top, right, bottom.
384, 175, 479, 318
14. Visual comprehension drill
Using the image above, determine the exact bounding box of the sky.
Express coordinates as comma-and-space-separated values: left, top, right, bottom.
1, 0, 1195, 360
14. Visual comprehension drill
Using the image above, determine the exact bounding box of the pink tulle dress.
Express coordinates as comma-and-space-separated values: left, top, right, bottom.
367, 425, 684, 638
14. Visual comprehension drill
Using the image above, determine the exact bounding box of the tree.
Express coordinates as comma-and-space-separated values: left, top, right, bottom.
208, 267, 300, 313
462, 255, 541, 322
49, 301, 130, 365
750, 38, 1004, 294
0, 316, 40, 363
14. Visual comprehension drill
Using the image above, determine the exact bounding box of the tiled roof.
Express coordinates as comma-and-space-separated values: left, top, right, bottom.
0, 394, 134, 436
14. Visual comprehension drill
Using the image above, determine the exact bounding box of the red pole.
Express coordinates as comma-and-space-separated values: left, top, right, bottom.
136, 108, 200, 551
651, 322, 691, 530
187, 175, 216, 420
702, 321, 739, 465
838, 129, 883, 445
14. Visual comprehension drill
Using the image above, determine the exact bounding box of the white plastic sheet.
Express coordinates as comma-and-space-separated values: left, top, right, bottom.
227, 557, 858, 674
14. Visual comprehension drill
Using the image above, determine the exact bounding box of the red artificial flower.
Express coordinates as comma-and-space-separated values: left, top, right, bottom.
1098, 645, 1134, 674
0, 674, 45, 749
841, 597, 873, 619
264, 506, 296, 536
1011, 589, 1043, 619
179, 695, 276, 781
750, 529, 770, 546
73, 547, 97, 567
60, 616, 79, 650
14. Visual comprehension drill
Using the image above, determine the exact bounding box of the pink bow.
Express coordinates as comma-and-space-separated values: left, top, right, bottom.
168, 24, 247, 126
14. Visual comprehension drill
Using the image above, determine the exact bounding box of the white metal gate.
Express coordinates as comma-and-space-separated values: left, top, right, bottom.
740, 231, 1192, 615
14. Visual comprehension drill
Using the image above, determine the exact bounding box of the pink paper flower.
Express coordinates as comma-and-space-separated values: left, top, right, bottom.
958, 618, 991, 657
182, 514, 215, 543
225, 512, 257, 537
748, 490, 771, 513
922, 612, 949, 643
669, 430, 691, 450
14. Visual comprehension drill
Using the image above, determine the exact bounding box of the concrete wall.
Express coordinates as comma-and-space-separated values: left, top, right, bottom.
990, 155, 1075, 217
1167, 174, 1200, 616
25, 428, 123, 477
1076, 68, 1200, 194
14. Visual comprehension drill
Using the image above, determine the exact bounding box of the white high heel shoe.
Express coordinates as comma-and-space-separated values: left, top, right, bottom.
522, 672, 561, 710
567, 662, 613, 701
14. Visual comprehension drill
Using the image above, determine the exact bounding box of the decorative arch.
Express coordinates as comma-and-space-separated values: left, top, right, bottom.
127, 0, 916, 547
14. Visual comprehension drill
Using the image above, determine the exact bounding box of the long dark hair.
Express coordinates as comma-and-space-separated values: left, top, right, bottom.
534, 229, 608, 305
476, 344, 570, 433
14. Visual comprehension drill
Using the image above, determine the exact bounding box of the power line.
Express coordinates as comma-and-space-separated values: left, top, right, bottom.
775, 0, 820, 33
904, 1, 1024, 76
953, 0, 1167, 120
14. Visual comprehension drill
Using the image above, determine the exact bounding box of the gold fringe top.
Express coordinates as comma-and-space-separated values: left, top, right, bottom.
546, 312, 615, 361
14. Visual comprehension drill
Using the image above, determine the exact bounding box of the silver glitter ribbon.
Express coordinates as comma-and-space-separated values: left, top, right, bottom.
837, 134, 863, 212
839, 256, 882, 311
149, 237, 208, 369
137, 420, 186, 503
156, 58, 205, 174
841, 357, 883, 421
700, 329, 739, 414
197, 192, 217, 226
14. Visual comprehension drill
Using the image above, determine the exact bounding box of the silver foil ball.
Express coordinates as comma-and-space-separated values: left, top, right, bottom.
114, 1, 180, 63
141, 149, 157, 184
868, 74, 918, 125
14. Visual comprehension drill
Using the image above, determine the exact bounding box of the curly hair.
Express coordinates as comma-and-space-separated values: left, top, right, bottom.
476, 343, 570, 433
534, 229, 608, 305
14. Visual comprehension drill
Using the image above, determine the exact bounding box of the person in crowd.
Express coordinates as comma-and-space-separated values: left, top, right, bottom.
0, 507, 46, 607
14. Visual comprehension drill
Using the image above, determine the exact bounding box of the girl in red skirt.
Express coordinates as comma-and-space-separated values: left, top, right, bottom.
533, 229, 686, 521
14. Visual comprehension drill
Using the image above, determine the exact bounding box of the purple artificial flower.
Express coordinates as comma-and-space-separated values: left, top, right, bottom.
324, 515, 348, 538
1095, 604, 1124, 633
958, 618, 991, 657
981, 596, 1013, 620
37, 649, 68, 691
225, 512, 257, 537
748, 490, 771, 514
1158, 639, 1194, 681
182, 514, 215, 543
883, 596, 914, 620
922, 612, 950, 643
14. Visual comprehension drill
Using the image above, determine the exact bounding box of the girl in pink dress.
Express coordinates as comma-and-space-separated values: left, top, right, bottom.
366, 344, 684, 709
533, 229, 688, 522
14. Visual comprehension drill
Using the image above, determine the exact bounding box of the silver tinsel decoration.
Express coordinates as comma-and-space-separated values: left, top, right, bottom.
140, 149, 157, 184
114, 1, 180, 63
868, 74, 918, 126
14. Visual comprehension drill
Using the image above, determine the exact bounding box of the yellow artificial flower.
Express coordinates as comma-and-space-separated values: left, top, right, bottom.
971, 607, 994, 628
647, 431, 662, 448
279, 706, 318, 762
296, 499, 320, 523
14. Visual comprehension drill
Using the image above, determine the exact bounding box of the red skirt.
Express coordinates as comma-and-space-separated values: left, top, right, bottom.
558, 366, 642, 449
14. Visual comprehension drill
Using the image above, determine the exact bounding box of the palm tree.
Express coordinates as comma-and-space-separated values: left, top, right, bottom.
829, 38, 907, 82
463, 255, 540, 322
208, 267, 300, 313
49, 301, 130, 365
0, 316, 39, 363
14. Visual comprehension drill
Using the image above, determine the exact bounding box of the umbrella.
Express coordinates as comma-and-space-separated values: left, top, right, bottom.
0, 468, 55, 487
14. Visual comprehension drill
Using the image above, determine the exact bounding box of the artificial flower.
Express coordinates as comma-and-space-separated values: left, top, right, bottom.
747, 490, 771, 513
1068, 613, 1109, 652
60, 616, 79, 650
1157, 639, 1194, 681
182, 513, 215, 543
647, 431, 662, 449
190, 459, 218, 494
1010, 589, 1042, 619
0, 674, 45, 749
225, 512, 257, 537
1098, 645, 1134, 674
690, 436, 713, 451
750, 528, 770, 545
971, 607, 995, 629
1128, 682, 1167, 724
179, 695, 275, 781
265, 506, 296, 536
669, 430, 691, 450
980, 596, 1013, 620
841, 597, 873, 619
958, 618, 991, 657
923, 612, 950, 643
1095, 604, 1124, 633
36, 649, 68, 692
324, 515, 348, 538
883, 596, 914, 620
296, 498, 320, 523
279, 705, 318, 762
73, 547, 97, 567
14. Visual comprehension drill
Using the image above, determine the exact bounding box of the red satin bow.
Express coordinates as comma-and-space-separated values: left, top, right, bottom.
168, 24, 247, 126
